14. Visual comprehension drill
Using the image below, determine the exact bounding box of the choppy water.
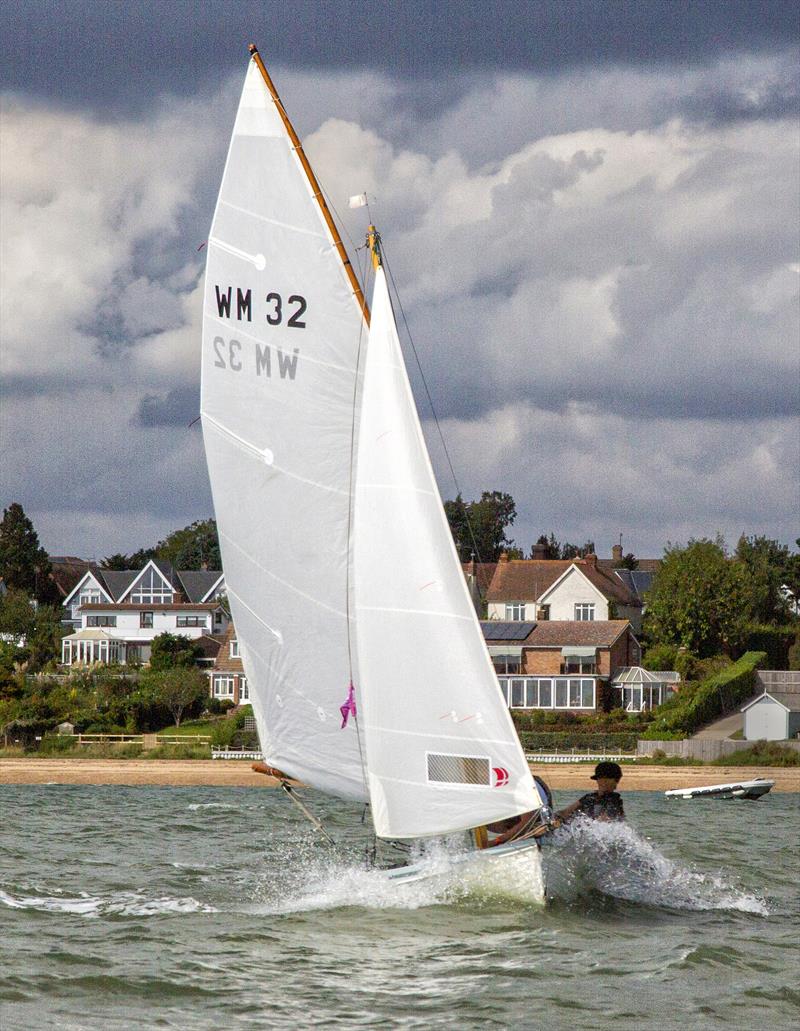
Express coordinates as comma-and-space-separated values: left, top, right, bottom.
1, 784, 797, 1030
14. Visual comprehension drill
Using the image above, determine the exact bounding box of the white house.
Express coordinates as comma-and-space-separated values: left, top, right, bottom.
60, 559, 228, 666
486, 553, 643, 629
742, 672, 800, 741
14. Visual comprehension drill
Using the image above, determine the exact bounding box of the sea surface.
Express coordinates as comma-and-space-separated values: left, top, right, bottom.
0, 783, 797, 1030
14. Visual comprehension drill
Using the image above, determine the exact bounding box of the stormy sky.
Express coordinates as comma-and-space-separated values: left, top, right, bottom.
1, 0, 798, 561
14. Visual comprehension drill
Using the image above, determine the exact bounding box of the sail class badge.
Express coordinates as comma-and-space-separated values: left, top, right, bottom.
493, 767, 510, 788
339, 681, 357, 728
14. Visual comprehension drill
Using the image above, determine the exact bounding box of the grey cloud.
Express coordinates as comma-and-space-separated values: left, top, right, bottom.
3, 1, 798, 116
135, 387, 200, 428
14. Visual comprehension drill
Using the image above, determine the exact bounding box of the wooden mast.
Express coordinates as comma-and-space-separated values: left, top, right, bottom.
248, 44, 370, 326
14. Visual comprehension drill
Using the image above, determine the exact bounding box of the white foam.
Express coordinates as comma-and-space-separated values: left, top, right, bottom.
245, 837, 544, 914
544, 816, 769, 915
0, 887, 217, 918
187, 802, 240, 811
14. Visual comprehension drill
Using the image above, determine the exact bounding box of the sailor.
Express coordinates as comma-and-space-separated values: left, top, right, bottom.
555, 761, 625, 824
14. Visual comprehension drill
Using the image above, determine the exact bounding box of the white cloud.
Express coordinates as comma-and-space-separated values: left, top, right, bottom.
1, 57, 797, 557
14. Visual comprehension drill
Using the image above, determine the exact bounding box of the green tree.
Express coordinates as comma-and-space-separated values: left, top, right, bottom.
444, 491, 517, 562
644, 537, 755, 657
735, 534, 796, 624
0, 588, 36, 640
0, 503, 55, 602
155, 519, 220, 570
149, 632, 203, 671
101, 549, 153, 570
149, 668, 208, 727
27, 607, 67, 672
562, 540, 595, 560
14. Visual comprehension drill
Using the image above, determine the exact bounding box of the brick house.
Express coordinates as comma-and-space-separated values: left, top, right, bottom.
209, 623, 250, 705
482, 619, 641, 712
486, 551, 645, 630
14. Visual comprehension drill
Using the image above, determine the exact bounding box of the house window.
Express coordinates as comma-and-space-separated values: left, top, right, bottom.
230, 639, 240, 658
491, 652, 520, 675
213, 675, 235, 698
176, 615, 207, 628
505, 602, 526, 621
79, 590, 102, 606
214, 610, 224, 626
140, 611, 153, 628
561, 656, 597, 675
574, 603, 595, 621
501, 676, 594, 710
537, 604, 550, 620
129, 566, 174, 605
239, 677, 249, 701
86, 615, 116, 627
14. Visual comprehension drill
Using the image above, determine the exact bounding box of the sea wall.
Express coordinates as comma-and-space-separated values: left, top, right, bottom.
638, 739, 800, 761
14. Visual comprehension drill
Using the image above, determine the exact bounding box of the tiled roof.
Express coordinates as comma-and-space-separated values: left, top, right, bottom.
97, 570, 139, 600
487, 557, 637, 606
177, 570, 224, 602
611, 568, 655, 603
525, 620, 631, 648
487, 559, 573, 601
462, 562, 498, 595
194, 634, 224, 660
213, 623, 244, 673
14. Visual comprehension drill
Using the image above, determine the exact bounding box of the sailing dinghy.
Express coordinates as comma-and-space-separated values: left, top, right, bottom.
201, 46, 548, 901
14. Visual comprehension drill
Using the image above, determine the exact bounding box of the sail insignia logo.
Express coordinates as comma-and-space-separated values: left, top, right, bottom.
492, 767, 509, 788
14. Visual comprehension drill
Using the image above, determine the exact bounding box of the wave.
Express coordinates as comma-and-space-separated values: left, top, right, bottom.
186, 802, 241, 811
542, 816, 769, 915
0, 887, 217, 918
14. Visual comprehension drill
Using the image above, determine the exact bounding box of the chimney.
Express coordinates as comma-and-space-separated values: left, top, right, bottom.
611, 543, 623, 564
530, 543, 548, 560
499, 551, 509, 563
583, 552, 597, 567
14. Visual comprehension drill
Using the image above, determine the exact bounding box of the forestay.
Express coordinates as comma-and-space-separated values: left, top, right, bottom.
201, 61, 369, 799
354, 268, 540, 838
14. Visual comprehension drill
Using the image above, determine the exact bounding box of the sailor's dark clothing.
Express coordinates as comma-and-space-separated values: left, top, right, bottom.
575, 791, 625, 821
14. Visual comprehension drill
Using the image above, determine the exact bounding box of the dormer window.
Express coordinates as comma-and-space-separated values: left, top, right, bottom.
505, 602, 526, 621
230, 639, 240, 658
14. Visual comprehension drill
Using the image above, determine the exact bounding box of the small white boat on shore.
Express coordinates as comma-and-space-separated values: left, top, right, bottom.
665, 779, 775, 801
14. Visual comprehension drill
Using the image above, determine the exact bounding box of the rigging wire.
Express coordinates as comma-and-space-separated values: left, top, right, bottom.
380, 240, 488, 567
343, 253, 373, 803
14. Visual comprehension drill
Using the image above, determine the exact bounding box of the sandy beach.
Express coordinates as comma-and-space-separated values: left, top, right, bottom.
0, 758, 797, 791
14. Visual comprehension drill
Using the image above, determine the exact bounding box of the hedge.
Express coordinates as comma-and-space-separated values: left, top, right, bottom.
517, 731, 639, 752
742, 626, 797, 669
642, 650, 766, 738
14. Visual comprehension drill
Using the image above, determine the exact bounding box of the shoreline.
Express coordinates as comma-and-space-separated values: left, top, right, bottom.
0, 759, 797, 792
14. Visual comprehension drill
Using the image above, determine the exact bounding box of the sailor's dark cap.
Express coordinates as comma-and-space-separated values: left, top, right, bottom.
591, 761, 622, 781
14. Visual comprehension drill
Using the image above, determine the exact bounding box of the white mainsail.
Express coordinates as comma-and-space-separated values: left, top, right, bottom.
354, 267, 540, 838
200, 60, 369, 799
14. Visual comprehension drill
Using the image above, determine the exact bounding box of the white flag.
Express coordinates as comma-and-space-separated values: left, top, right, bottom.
349, 193, 368, 209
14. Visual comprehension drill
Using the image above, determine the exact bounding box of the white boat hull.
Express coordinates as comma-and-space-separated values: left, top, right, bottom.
665, 778, 775, 800
383, 838, 546, 904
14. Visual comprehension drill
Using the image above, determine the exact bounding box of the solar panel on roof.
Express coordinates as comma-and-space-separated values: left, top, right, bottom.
479, 621, 536, 641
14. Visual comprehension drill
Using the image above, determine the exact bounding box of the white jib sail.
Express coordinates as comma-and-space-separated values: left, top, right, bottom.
354, 267, 540, 838
201, 61, 369, 799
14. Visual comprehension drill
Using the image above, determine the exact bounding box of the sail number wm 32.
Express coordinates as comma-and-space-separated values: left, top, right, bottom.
214, 285, 307, 328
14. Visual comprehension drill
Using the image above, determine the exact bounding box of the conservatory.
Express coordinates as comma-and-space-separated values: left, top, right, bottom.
611, 667, 680, 712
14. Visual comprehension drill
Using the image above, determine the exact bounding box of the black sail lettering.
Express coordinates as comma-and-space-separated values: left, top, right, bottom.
236, 288, 252, 321
215, 286, 232, 318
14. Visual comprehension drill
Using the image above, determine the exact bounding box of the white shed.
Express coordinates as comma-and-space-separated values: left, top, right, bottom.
742, 682, 800, 741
